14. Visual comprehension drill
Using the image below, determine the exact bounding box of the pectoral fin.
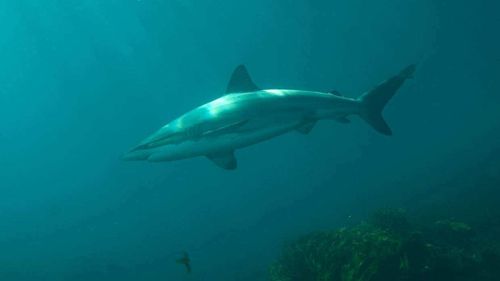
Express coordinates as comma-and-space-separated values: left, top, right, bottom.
206, 151, 237, 170
296, 121, 316, 134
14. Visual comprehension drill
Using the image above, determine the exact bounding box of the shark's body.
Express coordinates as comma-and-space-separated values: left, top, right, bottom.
123, 65, 415, 169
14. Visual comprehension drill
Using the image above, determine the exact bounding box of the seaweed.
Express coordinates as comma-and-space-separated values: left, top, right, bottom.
269, 209, 499, 281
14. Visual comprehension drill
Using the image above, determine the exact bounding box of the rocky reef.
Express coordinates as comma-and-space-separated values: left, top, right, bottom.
269, 208, 500, 281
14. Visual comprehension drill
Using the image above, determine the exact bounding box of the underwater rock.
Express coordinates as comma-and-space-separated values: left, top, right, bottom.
269, 210, 499, 281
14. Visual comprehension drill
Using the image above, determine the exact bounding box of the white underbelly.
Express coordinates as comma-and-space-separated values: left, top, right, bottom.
147, 121, 300, 162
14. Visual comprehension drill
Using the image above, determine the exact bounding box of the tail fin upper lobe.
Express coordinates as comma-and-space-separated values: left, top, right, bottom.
358, 64, 416, 135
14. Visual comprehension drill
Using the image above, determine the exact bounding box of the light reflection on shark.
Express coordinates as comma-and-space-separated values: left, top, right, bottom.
123, 64, 415, 169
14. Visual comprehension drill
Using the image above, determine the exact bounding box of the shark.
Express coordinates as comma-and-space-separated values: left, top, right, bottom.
123, 64, 415, 169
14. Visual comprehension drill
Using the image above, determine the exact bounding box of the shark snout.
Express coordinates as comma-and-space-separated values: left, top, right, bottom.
122, 149, 150, 161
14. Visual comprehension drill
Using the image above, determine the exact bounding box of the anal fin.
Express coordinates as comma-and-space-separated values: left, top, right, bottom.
206, 151, 237, 170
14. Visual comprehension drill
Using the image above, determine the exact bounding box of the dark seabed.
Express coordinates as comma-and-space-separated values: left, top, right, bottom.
0, 0, 499, 280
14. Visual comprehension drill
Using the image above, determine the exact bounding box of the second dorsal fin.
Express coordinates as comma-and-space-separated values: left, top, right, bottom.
329, 90, 343, 97
225, 65, 260, 94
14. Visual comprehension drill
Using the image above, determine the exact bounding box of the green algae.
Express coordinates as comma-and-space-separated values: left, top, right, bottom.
269, 209, 499, 281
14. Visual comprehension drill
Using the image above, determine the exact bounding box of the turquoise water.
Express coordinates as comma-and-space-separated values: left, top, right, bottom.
0, 0, 499, 280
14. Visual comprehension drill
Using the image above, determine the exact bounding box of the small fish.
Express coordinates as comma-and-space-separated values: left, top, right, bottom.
176, 251, 191, 273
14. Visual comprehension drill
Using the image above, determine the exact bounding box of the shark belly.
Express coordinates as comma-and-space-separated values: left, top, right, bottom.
147, 119, 301, 162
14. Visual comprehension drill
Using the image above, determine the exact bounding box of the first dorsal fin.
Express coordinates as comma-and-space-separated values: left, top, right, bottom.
226, 65, 260, 94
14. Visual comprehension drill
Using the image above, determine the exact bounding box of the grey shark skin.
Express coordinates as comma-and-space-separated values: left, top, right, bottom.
123, 64, 415, 169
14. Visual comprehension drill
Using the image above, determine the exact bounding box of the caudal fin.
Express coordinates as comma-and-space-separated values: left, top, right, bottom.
358, 64, 416, 135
